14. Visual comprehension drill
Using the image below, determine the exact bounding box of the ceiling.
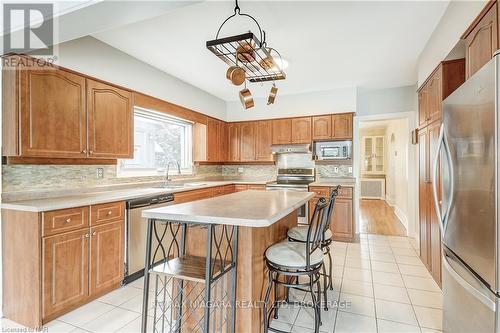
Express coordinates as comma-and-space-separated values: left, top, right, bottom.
93, 1, 449, 101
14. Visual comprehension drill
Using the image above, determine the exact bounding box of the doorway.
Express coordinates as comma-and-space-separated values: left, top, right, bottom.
354, 114, 417, 238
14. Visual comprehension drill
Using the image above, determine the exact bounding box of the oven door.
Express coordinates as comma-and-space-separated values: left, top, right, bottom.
265, 186, 309, 224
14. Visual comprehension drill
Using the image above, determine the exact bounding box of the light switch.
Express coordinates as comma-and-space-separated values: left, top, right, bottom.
96, 168, 104, 179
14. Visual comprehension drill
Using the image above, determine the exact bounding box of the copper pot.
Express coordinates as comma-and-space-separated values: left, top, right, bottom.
267, 86, 278, 105
239, 88, 254, 109
259, 56, 275, 70
226, 66, 245, 86
236, 43, 256, 63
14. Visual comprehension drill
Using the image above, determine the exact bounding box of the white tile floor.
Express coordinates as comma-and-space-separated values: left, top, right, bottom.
1, 234, 442, 333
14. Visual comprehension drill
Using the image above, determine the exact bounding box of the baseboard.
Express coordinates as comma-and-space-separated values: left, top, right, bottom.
385, 195, 396, 207
394, 206, 408, 231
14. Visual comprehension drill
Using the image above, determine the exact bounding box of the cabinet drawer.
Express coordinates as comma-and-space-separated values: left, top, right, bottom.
222, 184, 236, 195
42, 206, 89, 236
309, 186, 330, 198
338, 187, 353, 199
91, 201, 125, 226
234, 184, 249, 192
212, 186, 224, 197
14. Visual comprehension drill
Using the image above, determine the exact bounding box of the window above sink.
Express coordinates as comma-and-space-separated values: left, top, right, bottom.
117, 107, 193, 177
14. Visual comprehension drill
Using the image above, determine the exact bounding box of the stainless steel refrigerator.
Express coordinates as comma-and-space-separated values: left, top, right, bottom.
436, 52, 500, 332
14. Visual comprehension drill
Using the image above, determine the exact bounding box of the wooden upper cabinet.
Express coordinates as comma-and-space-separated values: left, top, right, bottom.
255, 120, 273, 161
228, 123, 241, 162
291, 117, 312, 144
219, 122, 228, 161
87, 79, 133, 159
42, 229, 89, 319
272, 119, 292, 144
418, 86, 428, 127
90, 220, 124, 296
332, 113, 353, 139
206, 118, 220, 161
418, 59, 465, 128
464, 2, 498, 79
20, 68, 87, 158
312, 115, 332, 141
240, 122, 256, 161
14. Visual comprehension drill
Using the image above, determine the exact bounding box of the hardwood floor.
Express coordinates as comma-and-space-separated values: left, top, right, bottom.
359, 199, 407, 236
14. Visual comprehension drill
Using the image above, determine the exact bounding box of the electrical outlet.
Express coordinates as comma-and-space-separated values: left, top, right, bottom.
237, 167, 244, 173
96, 167, 104, 179
348, 166, 353, 173
334, 166, 339, 173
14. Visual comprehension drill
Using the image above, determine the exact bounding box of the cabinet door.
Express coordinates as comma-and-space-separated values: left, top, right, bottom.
255, 120, 273, 161
87, 79, 133, 159
240, 122, 256, 161
272, 119, 292, 144
42, 229, 89, 319
20, 68, 87, 158
206, 118, 220, 161
331, 198, 354, 240
332, 114, 353, 139
291, 117, 312, 144
428, 121, 442, 286
90, 220, 124, 296
174, 188, 213, 204
418, 86, 428, 128
228, 123, 241, 161
219, 122, 228, 161
427, 70, 442, 124
312, 115, 332, 141
465, 3, 498, 79
418, 127, 430, 268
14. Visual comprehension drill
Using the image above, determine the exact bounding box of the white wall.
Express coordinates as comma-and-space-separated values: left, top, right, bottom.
55, 36, 226, 120
225, 87, 356, 122
384, 118, 410, 230
417, 0, 487, 87
357, 85, 417, 117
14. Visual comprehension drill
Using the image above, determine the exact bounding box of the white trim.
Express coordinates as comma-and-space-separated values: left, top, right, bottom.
394, 205, 409, 233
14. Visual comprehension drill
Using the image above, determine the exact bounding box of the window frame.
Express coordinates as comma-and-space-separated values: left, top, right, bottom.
117, 107, 193, 178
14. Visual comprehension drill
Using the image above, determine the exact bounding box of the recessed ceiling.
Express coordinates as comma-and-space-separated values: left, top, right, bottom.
93, 1, 449, 101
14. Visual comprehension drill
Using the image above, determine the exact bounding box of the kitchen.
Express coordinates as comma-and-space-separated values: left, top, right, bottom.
0, 1, 497, 333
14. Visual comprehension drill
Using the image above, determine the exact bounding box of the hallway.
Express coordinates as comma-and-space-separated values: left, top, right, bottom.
360, 199, 407, 236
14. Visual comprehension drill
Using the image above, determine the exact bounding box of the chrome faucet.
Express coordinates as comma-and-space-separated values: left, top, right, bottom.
164, 160, 181, 186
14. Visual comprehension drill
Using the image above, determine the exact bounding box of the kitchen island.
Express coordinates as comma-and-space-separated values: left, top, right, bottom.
141, 190, 314, 333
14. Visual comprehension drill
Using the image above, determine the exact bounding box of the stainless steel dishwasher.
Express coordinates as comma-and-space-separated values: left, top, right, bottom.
124, 193, 174, 284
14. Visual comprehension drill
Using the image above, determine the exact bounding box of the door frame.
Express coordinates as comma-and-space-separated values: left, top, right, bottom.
353, 111, 418, 240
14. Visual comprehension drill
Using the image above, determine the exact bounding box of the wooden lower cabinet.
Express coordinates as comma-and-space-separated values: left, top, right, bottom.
90, 220, 125, 295
308, 186, 355, 241
2, 202, 125, 328
42, 229, 89, 319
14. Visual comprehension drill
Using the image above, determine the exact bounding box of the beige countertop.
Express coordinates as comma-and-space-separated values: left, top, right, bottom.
309, 177, 356, 187
1, 179, 275, 212
142, 190, 315, 227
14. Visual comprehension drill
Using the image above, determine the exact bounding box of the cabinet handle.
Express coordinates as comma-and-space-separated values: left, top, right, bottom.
83, 233, 89, 239
65, 218, 71, 224
107, 210, 112, 216
82, 149, 87, 154
89, 150, 93, 154
92, 231, 97, 236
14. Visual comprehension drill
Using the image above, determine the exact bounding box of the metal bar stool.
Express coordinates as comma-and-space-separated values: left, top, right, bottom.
263, 197, 330, 333
287, 185, 341, 300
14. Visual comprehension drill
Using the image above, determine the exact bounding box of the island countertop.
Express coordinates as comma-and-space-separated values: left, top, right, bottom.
142, 190, 314, 227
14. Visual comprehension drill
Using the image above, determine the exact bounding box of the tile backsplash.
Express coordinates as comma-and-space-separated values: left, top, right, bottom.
1, 164, 221, 193
1, 161, 352, 194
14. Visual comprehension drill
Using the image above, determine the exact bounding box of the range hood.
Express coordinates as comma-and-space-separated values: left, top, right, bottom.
271, 144, 311, 154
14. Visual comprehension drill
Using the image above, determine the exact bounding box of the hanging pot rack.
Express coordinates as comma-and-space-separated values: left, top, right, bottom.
206, 0, 286, 83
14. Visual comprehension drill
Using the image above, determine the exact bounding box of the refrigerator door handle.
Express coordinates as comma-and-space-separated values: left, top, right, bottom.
432, 124, 446, 232
442, 125, 454, 233
443, 253, 496, 312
